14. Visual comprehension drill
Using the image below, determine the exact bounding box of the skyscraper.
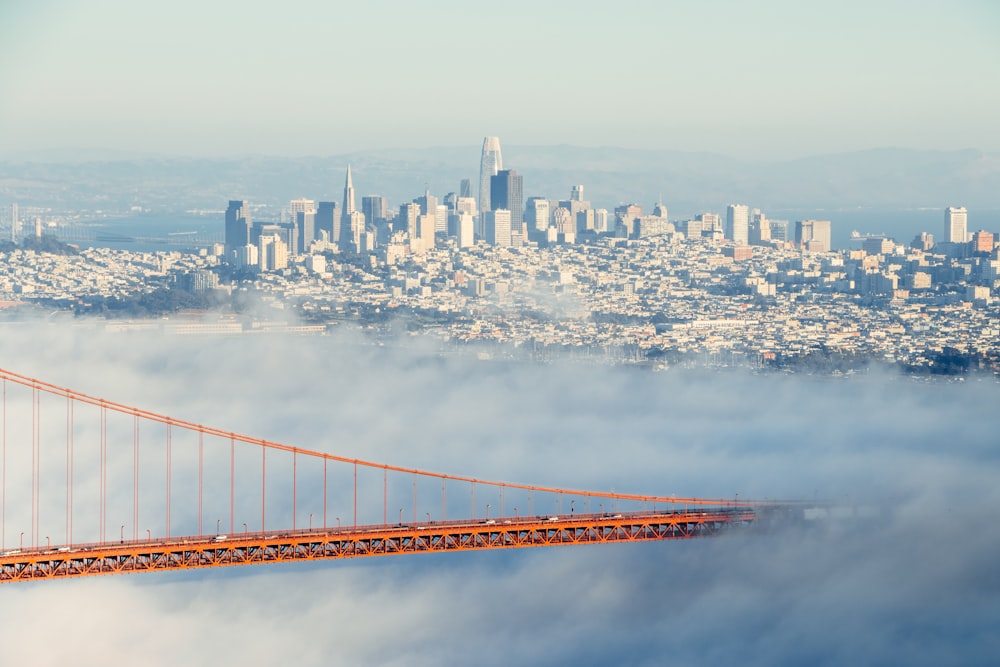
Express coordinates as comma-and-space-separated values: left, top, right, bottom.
795, 219, 832, 253
258, 233, 289, 271
338, 165, 360, 253
726, 204, 749, 245
526, 197, 550, 232
449, 212, 474, 248
455, 197, 477, 217
945, 207, 968, 244
225, 200, 251, 254
289, 198, 315, 221
295, 210, 315, 254
316, 201, 340, 243
9, 203, 18, 243
478, 136, 503, 222
970, 230, 994, 253
460, 178, 472, 199
288, 198, 316, 254
491, 169, 523, 228
342, 164, 356, 221
415, 190, 438, 216
362, 195, 388, 225
340, 211, 365, 254
484, 209, 512, 247
749, 209, 771, 245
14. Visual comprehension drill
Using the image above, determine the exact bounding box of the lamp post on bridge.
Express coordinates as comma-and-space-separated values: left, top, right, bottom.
120, 524, 124, 544
486, 504, 490, 520
336, 517, 341, 531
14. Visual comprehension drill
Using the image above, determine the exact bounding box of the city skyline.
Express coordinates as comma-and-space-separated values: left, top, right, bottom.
1, 2, 998, 159
0, 3, 997, 664
212, 137, 994, 262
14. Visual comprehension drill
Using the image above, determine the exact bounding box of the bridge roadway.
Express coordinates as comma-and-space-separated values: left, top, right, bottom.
0, 507, 762, 583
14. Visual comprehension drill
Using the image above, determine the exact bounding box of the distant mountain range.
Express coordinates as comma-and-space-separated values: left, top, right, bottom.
1, 146, 997, 219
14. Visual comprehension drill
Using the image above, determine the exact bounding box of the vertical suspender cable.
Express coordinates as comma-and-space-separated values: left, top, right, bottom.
69, 401, 73, 546
229, 436, 235, 534
31, 386, 36, 548
165, 424, 172, 539
292, 450, 297, 531
2, 379, 5, 551
36, 389, 41, 548
66, 396, 71, 545
260, 446, 266, 533
133, 415, 139, 541
100, 404, 107, 543
198, 432, 204, 536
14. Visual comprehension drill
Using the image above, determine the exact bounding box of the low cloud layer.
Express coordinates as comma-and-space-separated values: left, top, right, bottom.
0, 321, 997, 666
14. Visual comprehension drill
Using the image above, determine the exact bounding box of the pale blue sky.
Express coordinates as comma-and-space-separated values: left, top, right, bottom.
1, 0, 998, 158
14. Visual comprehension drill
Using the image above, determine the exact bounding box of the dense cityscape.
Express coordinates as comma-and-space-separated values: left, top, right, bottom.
2, 136, 998, 375
2, 3, 999, 664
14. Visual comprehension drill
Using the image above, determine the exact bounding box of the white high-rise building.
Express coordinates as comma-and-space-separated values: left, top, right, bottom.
435, 204, 448, 233
258, 234, 288, 271
233, 244, 259, 271
449, 212, 475, 248
945, 207, 968, 244
726, 204, 749, 245
10, 203, 18, 243
478, 136, 503, 231
397, 202, 420, 239
485, 209, 512, 247
416, 214, 436, 253
526, 197, 550, 232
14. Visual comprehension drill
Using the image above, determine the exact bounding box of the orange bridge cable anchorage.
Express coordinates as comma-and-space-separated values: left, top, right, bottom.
0, 367, 770, 509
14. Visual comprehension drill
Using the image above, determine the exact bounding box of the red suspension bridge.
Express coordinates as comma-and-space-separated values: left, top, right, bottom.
0, 367, 793, 584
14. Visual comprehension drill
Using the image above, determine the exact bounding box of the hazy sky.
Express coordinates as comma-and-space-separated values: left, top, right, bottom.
0, 322, 997, 665
1, 0, 998, 158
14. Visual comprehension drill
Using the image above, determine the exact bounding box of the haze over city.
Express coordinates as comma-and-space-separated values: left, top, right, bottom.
0, 2, 998, 666
1, 1, 998, 159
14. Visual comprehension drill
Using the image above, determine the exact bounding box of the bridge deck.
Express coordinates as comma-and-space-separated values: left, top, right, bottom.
0, 509, 757, 583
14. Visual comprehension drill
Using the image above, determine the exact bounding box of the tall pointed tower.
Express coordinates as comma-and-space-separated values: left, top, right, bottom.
342, 164, 356, 218
478, 137, 503, 236
339, 165, 365, 254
